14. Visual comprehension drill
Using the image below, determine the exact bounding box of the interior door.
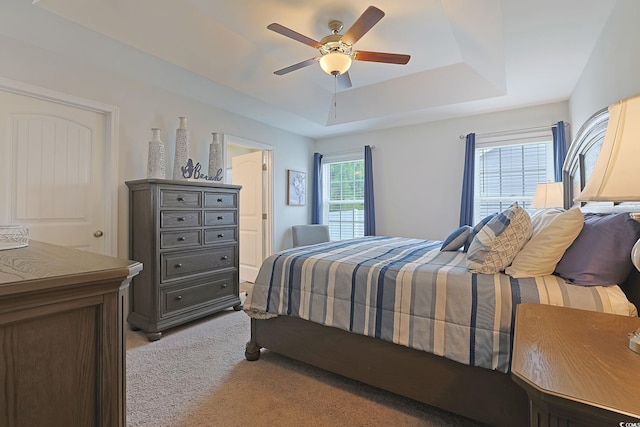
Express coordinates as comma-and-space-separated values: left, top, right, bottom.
232, 150, 264, 283
0, 90, 108, 253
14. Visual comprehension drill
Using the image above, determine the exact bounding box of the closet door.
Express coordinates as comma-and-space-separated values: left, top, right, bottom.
0, 90, 108, 253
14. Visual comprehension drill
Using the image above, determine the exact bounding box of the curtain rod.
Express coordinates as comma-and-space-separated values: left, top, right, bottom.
458, 122, 569, 139
321, 145, 375, 156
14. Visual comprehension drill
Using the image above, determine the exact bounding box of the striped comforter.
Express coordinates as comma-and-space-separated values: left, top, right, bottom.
244, 236, 635, 372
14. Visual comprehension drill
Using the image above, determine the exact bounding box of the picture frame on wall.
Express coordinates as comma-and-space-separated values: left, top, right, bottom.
287, 169, 306, 206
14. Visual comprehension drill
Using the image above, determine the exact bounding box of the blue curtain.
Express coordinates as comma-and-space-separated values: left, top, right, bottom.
311, 153, 323, 224
364, 145, 376, 236
459, 133, 476, 227
552, 121, 567, 182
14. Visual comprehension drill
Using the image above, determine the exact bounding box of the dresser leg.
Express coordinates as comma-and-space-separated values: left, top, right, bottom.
146, 332, 162, 342
233, 303, 242, 311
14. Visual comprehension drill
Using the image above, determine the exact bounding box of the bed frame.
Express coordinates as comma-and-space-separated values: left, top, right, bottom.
244, 107, 640, 427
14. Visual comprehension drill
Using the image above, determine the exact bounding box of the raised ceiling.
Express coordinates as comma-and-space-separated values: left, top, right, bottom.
26, 0, 617, 138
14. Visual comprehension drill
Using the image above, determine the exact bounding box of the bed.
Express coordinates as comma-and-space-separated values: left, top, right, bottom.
243, 107, 640, 427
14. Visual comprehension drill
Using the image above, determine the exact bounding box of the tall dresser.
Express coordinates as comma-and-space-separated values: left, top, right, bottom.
126, 179, 242, 341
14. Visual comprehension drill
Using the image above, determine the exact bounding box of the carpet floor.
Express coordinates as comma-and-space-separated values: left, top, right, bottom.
126, 308, 487, 427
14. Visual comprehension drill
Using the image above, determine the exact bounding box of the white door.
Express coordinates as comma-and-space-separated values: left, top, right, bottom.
232, 150, 264, 283
0, 90, 108, 253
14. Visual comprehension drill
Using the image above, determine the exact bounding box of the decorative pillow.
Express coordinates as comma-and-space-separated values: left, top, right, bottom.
554, 213, 640, 287
440, 225, 472, 251
463, 213, 497, 252
467, 203, 532, 274
505, 208, 584, 278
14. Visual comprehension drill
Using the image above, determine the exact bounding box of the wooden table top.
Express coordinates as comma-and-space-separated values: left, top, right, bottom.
511, 303, 640, 419
0, 240, 142, 296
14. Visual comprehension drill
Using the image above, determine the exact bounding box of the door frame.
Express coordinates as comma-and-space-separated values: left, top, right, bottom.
0, 76, 119, 255
224, 134, 273, 260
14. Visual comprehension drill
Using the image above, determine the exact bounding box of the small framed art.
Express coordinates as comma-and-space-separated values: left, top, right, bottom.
287, 169, 306, 206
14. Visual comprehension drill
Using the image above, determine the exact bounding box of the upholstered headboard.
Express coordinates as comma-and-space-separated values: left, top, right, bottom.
562, 106, 640, 311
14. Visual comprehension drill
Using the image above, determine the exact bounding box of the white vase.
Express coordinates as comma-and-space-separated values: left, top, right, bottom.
173, 116, 189, 180
147, 128, 166, 179
208, 132, 224, 182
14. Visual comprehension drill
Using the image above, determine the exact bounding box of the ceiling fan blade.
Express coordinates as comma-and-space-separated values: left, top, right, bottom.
337, 72, 352, 89
274, 58, 319, 75
267, 23, 322, 49
354, 51, 411, 65
341, 6, 385, 45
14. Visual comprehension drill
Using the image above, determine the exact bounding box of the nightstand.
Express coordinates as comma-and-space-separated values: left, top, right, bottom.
511, 303, 640, 427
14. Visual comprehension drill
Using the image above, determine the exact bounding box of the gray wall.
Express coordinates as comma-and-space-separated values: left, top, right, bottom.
316, 0, 640, 242
0, 2, 313, 256
2, 0, 638, 253
569, 0, 640, 137
315, 102, 569, 241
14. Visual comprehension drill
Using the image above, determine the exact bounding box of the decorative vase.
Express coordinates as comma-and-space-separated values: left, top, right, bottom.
208, 132, 224, 182
173, 116, 189, 180
147, 128, 166, 179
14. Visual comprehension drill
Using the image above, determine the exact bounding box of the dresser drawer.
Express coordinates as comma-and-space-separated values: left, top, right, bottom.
160, 211, 201, 228
160, 189, 202, 208
204, 192, 237, 208
162, 274, 236, 316
161, 246, 235, 281
204, 228, 237, 245
160, 230, 201, 249
204, 211, 237, 226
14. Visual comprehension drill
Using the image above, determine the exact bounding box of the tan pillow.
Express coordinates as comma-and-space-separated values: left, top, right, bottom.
505, 207, 583, 278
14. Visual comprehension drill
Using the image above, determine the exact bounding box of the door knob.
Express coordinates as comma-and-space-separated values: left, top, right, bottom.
94, 230, 104, 238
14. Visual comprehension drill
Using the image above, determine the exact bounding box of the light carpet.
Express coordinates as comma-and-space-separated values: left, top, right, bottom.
126, 309, 486, 427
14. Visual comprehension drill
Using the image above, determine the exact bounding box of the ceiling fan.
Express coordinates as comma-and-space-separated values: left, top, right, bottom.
268, 5, 411, 89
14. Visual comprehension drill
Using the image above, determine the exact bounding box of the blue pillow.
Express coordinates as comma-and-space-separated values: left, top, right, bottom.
464, 213, 497, 252
440, 225, 471, 251
554, 213, 640, 286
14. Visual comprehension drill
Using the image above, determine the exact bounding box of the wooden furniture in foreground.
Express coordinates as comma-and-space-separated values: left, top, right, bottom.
0, 240, 142, 427
126, 179, 242, 341
512, 304, 640, 426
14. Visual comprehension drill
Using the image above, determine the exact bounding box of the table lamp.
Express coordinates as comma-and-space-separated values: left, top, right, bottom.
531, 182, 564, 209
573, 94, 640, 354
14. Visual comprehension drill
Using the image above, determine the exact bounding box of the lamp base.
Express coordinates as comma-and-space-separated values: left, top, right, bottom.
628, 213, 640, 354
630, 328, 640, 354
631, 213, 640, 272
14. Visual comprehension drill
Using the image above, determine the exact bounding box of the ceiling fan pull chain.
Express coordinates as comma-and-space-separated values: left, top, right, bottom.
334, 75, 338, 119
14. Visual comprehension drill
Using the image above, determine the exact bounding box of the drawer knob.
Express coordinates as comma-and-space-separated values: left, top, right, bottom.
178, 236, 186, 241
221, 284, 228, 289
175, 263, 182, 268
221, 256, 228, 260
217, 216, 224, 220
176, 295, 182, 300
217, 198, 223, 202
177, 197, 184, 202
178, 217, 186, 222
218, 233, 224, 238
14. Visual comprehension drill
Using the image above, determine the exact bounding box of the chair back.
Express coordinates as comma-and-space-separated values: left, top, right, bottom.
292, 225, 330, 247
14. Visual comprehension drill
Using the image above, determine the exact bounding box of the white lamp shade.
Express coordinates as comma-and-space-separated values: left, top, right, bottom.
531, 182, 564, 208
576, 94, 640, 202
319, 52, 352, 75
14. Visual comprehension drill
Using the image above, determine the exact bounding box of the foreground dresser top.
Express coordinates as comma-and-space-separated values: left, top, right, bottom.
0, 240, 142, 296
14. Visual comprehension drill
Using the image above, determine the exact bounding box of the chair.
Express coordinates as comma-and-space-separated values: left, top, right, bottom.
291, 224, 330, 247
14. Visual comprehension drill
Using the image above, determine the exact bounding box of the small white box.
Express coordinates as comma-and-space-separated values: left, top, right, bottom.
0, 225, 29, 250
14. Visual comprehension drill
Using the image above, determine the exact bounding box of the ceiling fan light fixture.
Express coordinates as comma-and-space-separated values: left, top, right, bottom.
319, 52, 352, 75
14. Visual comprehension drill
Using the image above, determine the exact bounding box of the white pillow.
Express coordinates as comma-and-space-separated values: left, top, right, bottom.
505, 207, 584, 278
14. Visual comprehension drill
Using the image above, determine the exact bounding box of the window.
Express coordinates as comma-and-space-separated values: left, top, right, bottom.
322, 157, 365, 240
474, 134, 554, 223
